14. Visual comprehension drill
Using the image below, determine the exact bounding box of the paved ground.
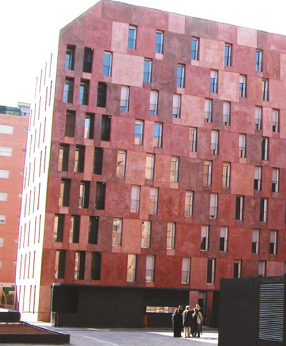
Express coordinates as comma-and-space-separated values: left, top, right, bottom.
5, 323, 218, 346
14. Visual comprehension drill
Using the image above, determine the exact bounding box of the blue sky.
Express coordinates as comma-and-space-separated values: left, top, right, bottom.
1, 0, 285, 107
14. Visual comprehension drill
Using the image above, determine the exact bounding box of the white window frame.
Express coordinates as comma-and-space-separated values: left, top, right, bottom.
252, 229, 260, 254
222, 162, 230, 188
130, 185, 140, 213
0, 215, 6, 224
0, 124, 14, 134
170, 156, 179, 183
0, 192, 8, 201
0, 147, 12, 157
112, 218, 122, 246
141, 221, 151, 248
254, 166, 262, 191
172, 94, 181, 118
204, 99, 212, 122
272, 168, 279, 193
255, 106, 262, 130
167, 222, 176, 249
149, 187, 158, 214
223, 101, 231, 125
149, 90, 158, 115
184, 191, 193, 217
0, 170, 9, 178
209, 193, 218, 219
181, 257, 190, 284
201, 225, 209, 251
155, 31, 164, 54
211, 130, 219, 155
145, 255, 155, 282
239, 134, 246, 158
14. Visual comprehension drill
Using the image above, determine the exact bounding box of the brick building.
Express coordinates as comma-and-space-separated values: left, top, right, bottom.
15, 0, 286, 327
0, 103, 29, 308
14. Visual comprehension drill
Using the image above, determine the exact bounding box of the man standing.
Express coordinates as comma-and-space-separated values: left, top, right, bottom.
182, 305, 192, 338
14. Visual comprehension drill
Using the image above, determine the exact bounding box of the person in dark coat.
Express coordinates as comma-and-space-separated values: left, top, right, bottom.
171, 307, 182, 337
182, 305, 192, 338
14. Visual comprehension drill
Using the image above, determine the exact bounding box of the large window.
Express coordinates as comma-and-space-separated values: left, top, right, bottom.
93, 148, 103, 175
74, 251, 85, 280
79, 181, 90, 209
128, 26, 137, 50
149, 187, 158, 214
167, 222, 176, 249
155, 31, 163, 53
74, 145, 85, 173
65, 111, 75, 137
143, 59, 152, 83
83, 47, 93, 73
103, 52, 112, 76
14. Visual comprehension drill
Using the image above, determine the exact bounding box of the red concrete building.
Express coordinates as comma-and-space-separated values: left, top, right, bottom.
16, 0, 286, 327
0, 103, 29, 308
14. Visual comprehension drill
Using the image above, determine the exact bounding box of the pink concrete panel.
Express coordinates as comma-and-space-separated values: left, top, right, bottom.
269, 80, 286, 110
154, 154, 171, 188
168, 124, 189, 157
185, 65, 209, 97
268, 199, 286, 230
168, 13, 185, 34
105, 182, 131, 218
129, 87, 149, 119
110, 116, 134, 150
155, 255, 181, 287
217, 194, 236, 226
45, 177, 61, 213
228, 227, 251, 259
190, 258, 207, 290
266, 261, 284, 276
176, 223, 200, 257
231, 103, 254, 134
189, 291, 199, 308
200, 38, 224, 70
125, 151, 146, 185
269, 137, 286, 169
243, 260, 258, 277
158, 188, 182, 221
121, 219, 141, 254
111, 22, 128, 53
38, 285, 52, 322
139, 7, 168, 30
101, 252, 127, 286
218, 131, 239, 162
262, 107, 273, 138
230, 163, 254, 196
237, 27, 257, 48
215, 259, 232, 289
232, 45, 255, 75
280, 53, 286, 81
267, 33, 286, 53
79, 216, 89, 245
264, 50, 280, 80
280, 110, 286, 139
83, 146, 93, 181
112, 53, 143, 87
216, 23, 237, 43
181, 95, 205, 127
218, 71, 239, 102
143, 120, 155, 153
85, 19, 112, 49
139, 185, 151, 220
137, 27, 156, 58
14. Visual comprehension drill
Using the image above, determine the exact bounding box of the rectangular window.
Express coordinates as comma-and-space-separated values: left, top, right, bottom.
65, 111, 75, 137
220, 226, 228, 252
211, 130, 219, 155
141, 221, 151, 248
234, 260, 241, 278
272, 109, 279, 132
53, 214, 64, 242
131, 185, 140, 213
65, 45, 75, 70
103, 52, 112, 76
79, 181, 90, 209
127, 254, 136, 282
181, 257, 190, 284
222, 162, 230, 188
0, 192, 7, 201
210, 70, 218, 93
258, 261, 266, 277
91, 252, 101, 280
204, 99, 212, 122
55, 250, 66, 279
254, 166, 262, 191
260, 198, 268, 223
0, 170, 9, 178
239, 75, 247, 98
74, 251, 85, 280
79, 80, 89, 105
88, 216, 99, 244
201, 225, 209, 251
134, 120, 143, 145
262, 79, 269, 101
262, 137, 269, 161
270, 230, 278, 255
256, 50, 263, 72
149, 90, 158, 115
83, 47, 93, 73
223, 101, 231, 125
101, 115, 111, 141
252, 229, 260, 254
145, 153, 155, 180
116, 150, 126, 177
74, 145, 85, 173
155, 31, 163, 54
149, 187, 158, 214
224, 44, 232, 66
185, 191, 193, 217
255, 106, 262, 130
189, 127, 197, 152
0, 238, 3, 247
209, 193, 218, 219
153, 122, 162, 148
128, 26, 137, 49
63, 78, 74, 103
112, 218, 122, 246
203, 160, 212, 186
239, 133, 246, 158
145, 255, 155, 282
0, 147, 12, 156
170, 156, 179, 183
143, 59, 152, 83
0, 124, 13, 134
93, 147, 103, 175
167, 222, 176, 249
235, 195, 244, 221
191, 38, 199, 60
177, 64, 185, 88
59, 179, 70, 207
97, 82, 107, 107
120, 86, 130, 111
0, 215, 5, 224
272, 168, 279, 193
84, 113, 94, 139
172, 94, 181, 118
207, 258, 215, 284
69, 215, 80, 243
95, 182, 106, 210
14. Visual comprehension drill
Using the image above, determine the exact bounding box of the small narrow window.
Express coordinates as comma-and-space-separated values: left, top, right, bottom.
191, 38, 199, 60
58, 144, 69, 171
256, 50, 263, 72
101, 115, 111, 141
145, 153, 155, 180
134, 120, 143, 145
112, 218, 122, 246
84, 113, 94, 139
74, 251, 85, 280
79, 80, 89, 105
224, 44, 232, 66
153, 122, 162, 148
172, 94, 181, 118
116, 150, 126, 177
93, 147, 103, 175
97, 82, 107, 108
223, 101, 231, 125
270, 230, 278, 255
222, 162, 230, 188
177, 64, 185, 88
79, 181, 90, 209
170, 156, 179, 183
95, 182, 106, 210
189, 127, 197, 152
207, 259, 216, 284
204, 99, 212, 122
65, 111, 75, 137
220, 226, 228, 252
74, 145, 85, 173
209, 193, 218, 219
55, 250, 66, 279
143, 59, 152, 83
239, 75, 247, 98
252, 229, 260, 254
258, 261, 266, 277
255, 106, 262, 130
181, 258, 190, 284
272, 109, 279, 132
167, 222, 176, 249
63, 78, 74, 103
88, 217, 99, 244
149, 187, 158, 214
131, 185, 140, 213
83, 47, 93, 73
53, 214, 64, 242
233, 260, 241, 278
272, 168, 279, 193
184, 191, 193, 217
203, 160, 212, 186
239, 134, 246, 158
210, 70, 218, 93
141, 221, 151, 248
91, 252, 101, 280
254, 166, 262, 191
65, 46, 75, 70
155, 31, 163, 54
149, 90, 158, 115
235, 195, 244, 221
103, 52, 112, 76
120, 86, 130, 111
69, 215, 80, 243
201, 225, 209, 251
262, 79, 269, 101
211, 130, 219, 155
59, 179, 70, 207
145, 255, 155, 282
128, 26, 137, 50
262, 137, 269, 161
260, 198, 268, 223
127, 254, 136, 282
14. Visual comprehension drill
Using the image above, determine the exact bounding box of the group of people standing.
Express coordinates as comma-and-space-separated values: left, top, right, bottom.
172, 304, 203, 338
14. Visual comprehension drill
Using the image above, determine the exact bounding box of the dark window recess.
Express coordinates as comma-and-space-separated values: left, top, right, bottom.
57, 250, 66, 279
88, 216, 99, 244
77, 251, 86, 280
233, 262, 239, 278
84, 113, 94, 139
254, 179, 259, 191
61, 179, 70, 207
55, 214, 64, 242
71, 215, 80, 243
207, 259, 214, 284
91, 252, 101, 280
59, 144, 69, 171
97, 82, 107, 107
79, 181, 90, 209
93, 148, 103, 174
65, 111, 75, 137
79, 80, 89, 105
101, 115, 111, 141
95, 182, 106, 210
75, 146, 85, 173
219, 238, 225, 252
63, 78, 74, 103
65, 46, 75, 70
83, 48, 93, 73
